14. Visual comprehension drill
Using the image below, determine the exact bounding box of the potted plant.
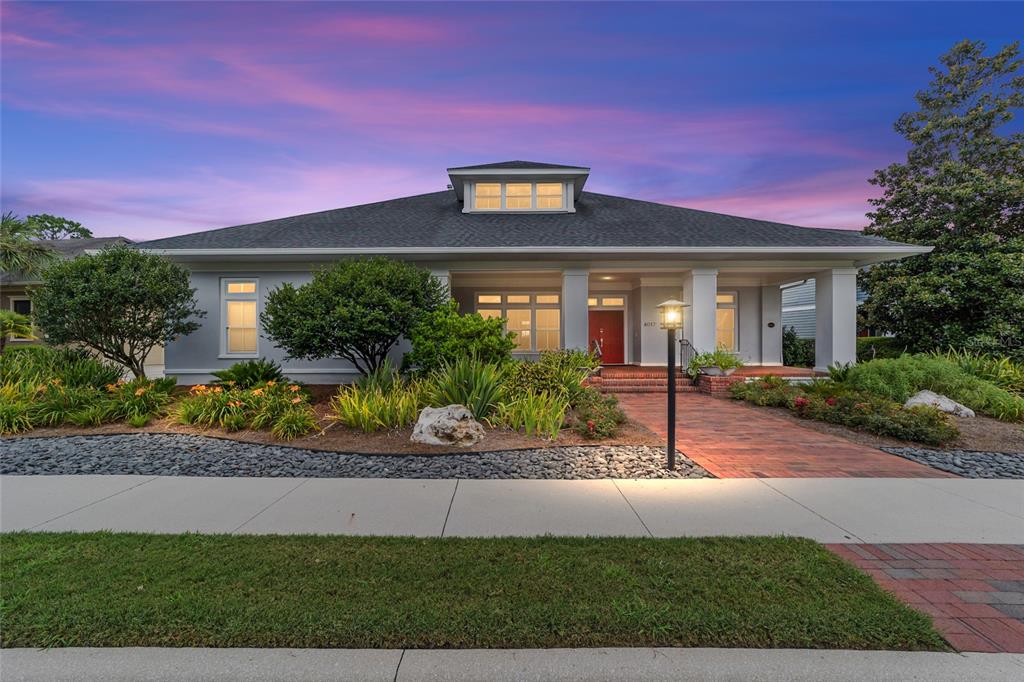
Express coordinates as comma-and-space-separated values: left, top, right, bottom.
687, 348, 745, 380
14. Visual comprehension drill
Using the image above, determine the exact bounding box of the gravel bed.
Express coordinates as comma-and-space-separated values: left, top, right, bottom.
0, 434, 711, 479
881, 447, 1024, 479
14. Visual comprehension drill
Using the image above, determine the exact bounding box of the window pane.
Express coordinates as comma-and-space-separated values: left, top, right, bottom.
227, 281, 256, 294
475, 183, 500, 210
536, 182, 563, 209
477, 309, 501, 320
505, 309, 532, 351
716, 293, 735, 305
477, 294, 502, 304
588, 297, 598, 307
12, 300, 31, 315
536, 294, 559, 304
535, 308, 560, 352
601, 297, 624, 307
716, 308, 736, 352
506, 183, 532, 209
227, 328, 257, 354
506, 294, 530, 304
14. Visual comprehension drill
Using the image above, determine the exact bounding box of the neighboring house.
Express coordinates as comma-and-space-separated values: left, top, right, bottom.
781, 279, 870, 338
134, 161, 930, 380
1, 236, 165, 375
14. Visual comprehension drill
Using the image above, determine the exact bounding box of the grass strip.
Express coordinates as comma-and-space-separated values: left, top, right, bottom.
0, 533, 946, 650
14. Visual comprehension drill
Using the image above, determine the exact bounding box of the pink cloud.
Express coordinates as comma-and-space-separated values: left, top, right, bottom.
306, 14, 457, 43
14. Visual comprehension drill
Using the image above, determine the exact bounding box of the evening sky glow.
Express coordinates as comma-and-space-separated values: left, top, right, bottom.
1, 1, 1021, 240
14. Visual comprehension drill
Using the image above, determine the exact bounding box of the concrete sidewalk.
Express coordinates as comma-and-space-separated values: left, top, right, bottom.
3, 647, 1023, 681
2, 475, 1022, 542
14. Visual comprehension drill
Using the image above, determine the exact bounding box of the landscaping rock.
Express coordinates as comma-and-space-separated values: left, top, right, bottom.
411, 405, 486, 447
882, 446, 1024, 479
0, 434, 712, 480
904, 390, 975, 418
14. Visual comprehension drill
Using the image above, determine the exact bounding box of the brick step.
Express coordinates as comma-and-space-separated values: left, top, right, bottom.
601, 383, 699, 394
599, 370, 688, 380
600, 377, 693, 387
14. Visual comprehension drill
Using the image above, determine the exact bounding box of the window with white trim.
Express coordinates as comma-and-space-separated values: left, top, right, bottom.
716, 292, 737, 352
8, 297, 33, 343
475, 293, 561, 352
222, 278, 258, 356
471, 182, 565, 211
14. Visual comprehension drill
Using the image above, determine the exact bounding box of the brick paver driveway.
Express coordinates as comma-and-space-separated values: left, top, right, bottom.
618, 393, 954, 478
830, 543, 1024, 653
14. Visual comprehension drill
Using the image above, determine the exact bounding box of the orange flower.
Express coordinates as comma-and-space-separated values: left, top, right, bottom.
228, 400, 244, 408
251, 388, 264, 397
105, 383, 119, 392
225, 380, 236, 387
134, 387, 147, 396
50, 378, 62, 385
289, 385, 300, 392
191, 384, 208, 393
212, 386, 223, 393
37, 384, 48, 393
290, 396, 302, 404
266, 380, 276, 387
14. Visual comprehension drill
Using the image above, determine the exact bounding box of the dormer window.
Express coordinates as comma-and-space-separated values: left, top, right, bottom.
470, 181, 567, 211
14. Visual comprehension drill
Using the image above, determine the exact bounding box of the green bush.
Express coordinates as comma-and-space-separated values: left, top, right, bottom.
728, 376, 800, 407
0, 383, 34, 435
857, 336, 908, 362
845, 355, 1024, 421
212, 359, 285, 389
1, 346, 123, 389
569, 388, 628, 439
426, 356, 505, 420
782, 327, 815, 367
505, 351, 597, 406
331, 379, 425, 433
491, 390, 568, 440
176, 381, 317, 439
404, 301, 517, 374
687, 349, 744, 380
271, 407, 319, 441
103, 378, 176, 425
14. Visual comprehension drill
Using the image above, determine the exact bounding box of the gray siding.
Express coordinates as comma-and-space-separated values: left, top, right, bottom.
781, 278, 868, 338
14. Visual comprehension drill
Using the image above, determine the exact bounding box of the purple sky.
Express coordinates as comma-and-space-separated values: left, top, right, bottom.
2, 1, 1020, 240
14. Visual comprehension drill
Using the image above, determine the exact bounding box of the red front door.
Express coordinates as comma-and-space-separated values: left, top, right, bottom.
588, 310, 625, 364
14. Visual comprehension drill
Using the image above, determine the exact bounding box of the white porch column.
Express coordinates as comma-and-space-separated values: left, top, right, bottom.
684, 268, 718, 353
814, 268, 858, 371
561, 268, 590, 351
429, 268, 451, 299
760, 284, 783, 365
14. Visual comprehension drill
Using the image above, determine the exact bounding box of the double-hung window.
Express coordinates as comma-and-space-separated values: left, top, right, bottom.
475, 293, 561, 352
222, 279, 258, 356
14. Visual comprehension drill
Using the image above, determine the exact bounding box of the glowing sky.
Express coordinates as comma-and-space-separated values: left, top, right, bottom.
1, 1, 1020, 239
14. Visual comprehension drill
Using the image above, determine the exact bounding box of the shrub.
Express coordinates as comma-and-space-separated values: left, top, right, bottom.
687, 349, 744, 380
569, 388, 628, 440
729, 376, 801, 407
790, 391, 959, 446
103, 378, 175, 425
1, 346, 123, 389
354, 357, 404, 393
271, 407, 319, 441
32, 381, 105, 427
426, 356, 504, 420
932, 349, 1024, 395
504, 351, 598, 405
491, 390, 568, 440
0, 384, 33, 435
857, 336, 908, 362
845, 355, 1024, 421
404, 301, 517, 374
782, 326, 815, 367
212, 359, 285, 389
331, 380, 425, 433
176, 381, 316, 437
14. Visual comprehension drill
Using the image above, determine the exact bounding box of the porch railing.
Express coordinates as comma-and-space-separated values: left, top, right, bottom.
678, 338, 696, 371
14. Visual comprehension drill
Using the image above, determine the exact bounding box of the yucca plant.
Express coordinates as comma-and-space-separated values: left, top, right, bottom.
492, 390, 568, 440
933, 348, 1024, 395
426, 356, 505, 420
211, 358, 285, 389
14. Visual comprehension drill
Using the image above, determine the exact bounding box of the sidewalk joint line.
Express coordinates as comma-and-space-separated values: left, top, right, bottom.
612, 479, 653, 537
393, 649, 406, 682
440, 479, 459, 537
757, 479, 866, 543
230, 478, 310, 532
909, 478, 1024, 520
30, 476, 160, 530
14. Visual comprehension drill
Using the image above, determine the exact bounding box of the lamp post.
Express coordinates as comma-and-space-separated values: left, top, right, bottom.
656, 299, 687, 470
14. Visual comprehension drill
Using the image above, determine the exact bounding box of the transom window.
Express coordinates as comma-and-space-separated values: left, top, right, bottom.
716, 291, 737, 352
472, 182, 565, 211
222, 278, 259, 356
475, 293, 561, 352
589, 296, 624, 307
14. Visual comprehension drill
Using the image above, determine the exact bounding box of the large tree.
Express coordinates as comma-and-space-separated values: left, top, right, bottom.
26, 214, 93, 240
860, 40, 1024, 358
31, 245, 204, 378
262, 258, 447, 375
0, 212, 56, 277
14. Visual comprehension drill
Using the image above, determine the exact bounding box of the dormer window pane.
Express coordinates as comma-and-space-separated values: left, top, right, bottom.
536, 183, 563, 209
506, 183, 532, 209
475, 183, 501, 209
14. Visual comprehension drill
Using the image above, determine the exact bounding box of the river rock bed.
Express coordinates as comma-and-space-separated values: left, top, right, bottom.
0, 433, 711, 480
881, 447, 1024, 479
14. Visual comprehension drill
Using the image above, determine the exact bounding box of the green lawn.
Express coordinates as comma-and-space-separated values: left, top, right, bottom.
0, 533, 946, 650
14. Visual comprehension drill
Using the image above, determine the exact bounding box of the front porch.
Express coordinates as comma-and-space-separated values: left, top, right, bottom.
439, 265, 857, 371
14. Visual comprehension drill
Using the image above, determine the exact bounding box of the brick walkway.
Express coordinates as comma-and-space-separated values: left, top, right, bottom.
828, 543, 1024, 653
618, 393, 954, 478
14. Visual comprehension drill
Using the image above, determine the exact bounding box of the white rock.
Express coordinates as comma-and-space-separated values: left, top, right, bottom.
904, 390, 976, 418
411, 405, 486, 447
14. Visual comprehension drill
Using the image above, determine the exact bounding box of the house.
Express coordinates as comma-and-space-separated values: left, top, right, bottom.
134, 161, 930, 382
781, 278, 871, 338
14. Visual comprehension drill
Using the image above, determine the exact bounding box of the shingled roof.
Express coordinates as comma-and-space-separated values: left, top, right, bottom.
447, 160, 588, 171
135, 190, 905, 251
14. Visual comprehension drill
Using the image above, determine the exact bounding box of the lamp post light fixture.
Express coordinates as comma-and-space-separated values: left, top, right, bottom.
656, 299, 687, 470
